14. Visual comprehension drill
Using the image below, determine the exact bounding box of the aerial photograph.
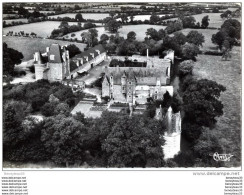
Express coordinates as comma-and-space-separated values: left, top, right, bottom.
2, 2, 241, 168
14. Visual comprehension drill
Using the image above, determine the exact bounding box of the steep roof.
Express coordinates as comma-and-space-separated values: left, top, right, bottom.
106, 67, 168, 86
48, 44, 63, 63
70, 44, 106, 72
71, 44, 106, 61
34, 51, 44, 64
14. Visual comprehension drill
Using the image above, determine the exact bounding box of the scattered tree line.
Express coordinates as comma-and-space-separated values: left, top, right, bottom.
212, 19, 241, 60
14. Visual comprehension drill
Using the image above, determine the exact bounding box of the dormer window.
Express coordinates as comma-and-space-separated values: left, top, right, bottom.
96, 49, 100, 55
84, 56, 88, 62
50, 54, 55, 60
90, 53, 94, 58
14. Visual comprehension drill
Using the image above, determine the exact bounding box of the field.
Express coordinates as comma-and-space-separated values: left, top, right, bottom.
164, 13, 240, 28
176, 28, 218, 51
48, 13, 110, 20
193, 46, 241, 166
117, 14, 174, 22
3, 36, 86, 61
3, 21, 101, 38
64, 24, 167, 41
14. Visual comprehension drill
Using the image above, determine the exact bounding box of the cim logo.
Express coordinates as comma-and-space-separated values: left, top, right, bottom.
211, 152, 233, 162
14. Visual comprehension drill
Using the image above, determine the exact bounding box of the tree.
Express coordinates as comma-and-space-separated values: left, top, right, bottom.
41, 115, 86, 166
74, 5, 80, 10
182, 78, 226, 128
127, 31, 136, 41
41, 102, 57, 117
100, 114, 165, 167
165, 20, 183, 34
81, 32, 92, 47
150, 12, 160, 24
220, 10, 232, 19
221, 40, 232, 60
181, 43, 200, 61
211, 19, 240, 49
178, 60, 194, 78
3, 43, 24, 76
83, 22, 96, 29
88, 28, 99, 47
211, 30, 228, 49
186, 30, 205, 47
75, 13, 84, 22
59, 21, 69, 29
212, 7, 219, 13
18, 6, 29, 17
201, 15, 210, 28
137, 42, 148, 55
158, 29, 166, 40
221, 19, 241, 40
145, 28, 159, 40
100, 34, 109, 45
120, 13, 128, 24
3, 104, 23, 148
181, 16, 196, 28
54, 103, 70, 116
66, 44, 81, 58
105, 18, 122, 33
193, 128, 224, 167
173, 32, 187, 45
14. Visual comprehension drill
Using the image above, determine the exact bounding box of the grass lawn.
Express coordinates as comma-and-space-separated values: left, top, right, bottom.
193, 46, 241, 166
64, 24, 166, 41
3, 21, 102, 38
176, 28, 219, 51
3, 36, 87, 61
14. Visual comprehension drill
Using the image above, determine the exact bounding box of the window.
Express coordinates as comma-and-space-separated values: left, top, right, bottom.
129, 82, 132, 85
122, 87, 125, 90
50, 54, 55, 60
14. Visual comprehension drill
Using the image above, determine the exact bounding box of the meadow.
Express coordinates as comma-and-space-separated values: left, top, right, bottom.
176, 28, 219, 51
164, 13, 228, 28
3, 21, 101, 37
3, 36, 86, 61
193, 46, 241, 166
48, 13, 110, 20
64, 24, 167, 41
117, 14, 174, 22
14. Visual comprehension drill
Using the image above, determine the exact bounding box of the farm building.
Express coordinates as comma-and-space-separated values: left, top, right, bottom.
34, 43, 106, 83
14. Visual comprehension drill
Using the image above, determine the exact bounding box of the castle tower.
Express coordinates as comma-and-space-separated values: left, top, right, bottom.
163, 106, 181, 160
121, 71, 127, 95
34, 51, 46, 80
155, 105, 163, 120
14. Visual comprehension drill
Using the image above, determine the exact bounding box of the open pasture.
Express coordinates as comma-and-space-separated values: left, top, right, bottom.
3, 36, 86, 61
193, 46, 241, 166
63, 24, 166, 41
3, 21, 101, 37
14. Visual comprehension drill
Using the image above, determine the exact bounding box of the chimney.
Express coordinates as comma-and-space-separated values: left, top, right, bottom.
116, 65, 120, 73
46, 47, 50, 53
147, 49, 149, 59
104, 65, 108, 74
